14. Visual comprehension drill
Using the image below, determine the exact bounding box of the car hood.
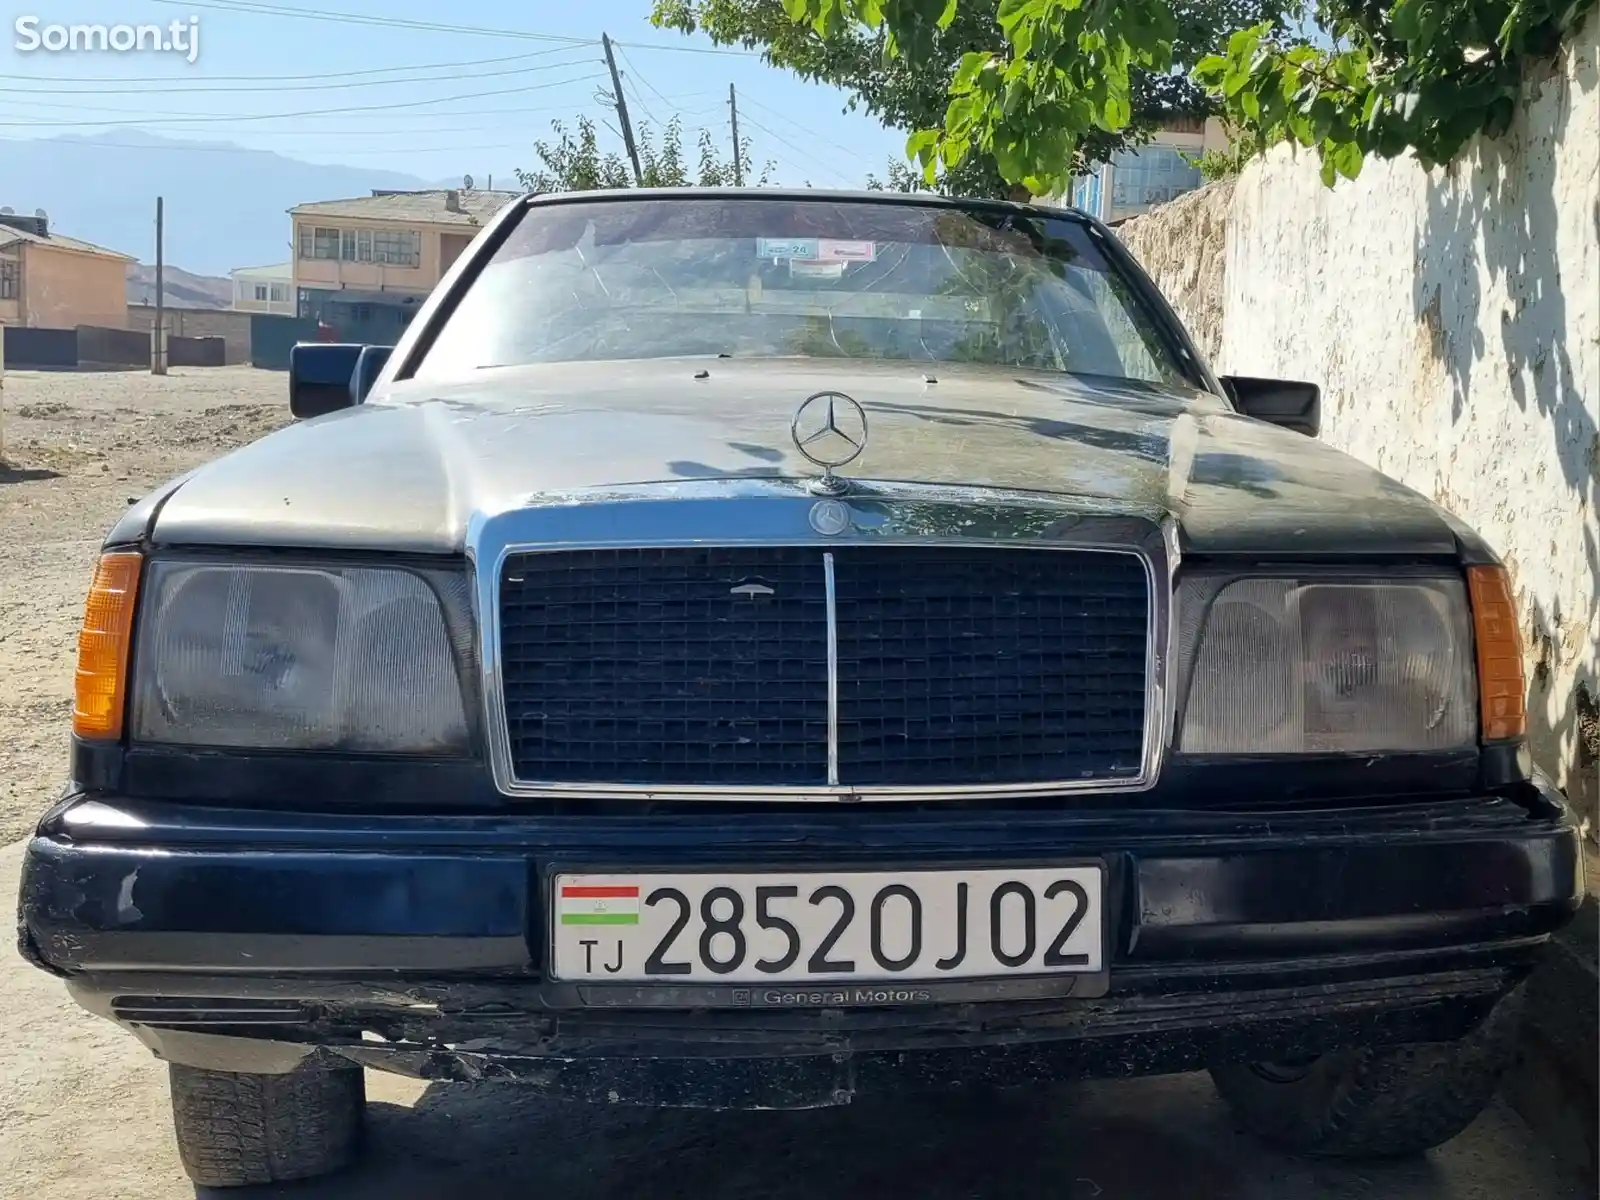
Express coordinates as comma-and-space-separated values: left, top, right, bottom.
142, 358, 1460, 557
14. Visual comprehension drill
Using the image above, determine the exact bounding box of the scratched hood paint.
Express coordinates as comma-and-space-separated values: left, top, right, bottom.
146, 358, 1460, 556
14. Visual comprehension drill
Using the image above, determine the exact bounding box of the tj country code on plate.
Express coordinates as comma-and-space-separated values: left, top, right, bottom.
550, 866, 1104, 984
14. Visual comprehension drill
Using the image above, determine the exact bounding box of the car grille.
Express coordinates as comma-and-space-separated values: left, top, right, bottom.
498, 546, 1149, 790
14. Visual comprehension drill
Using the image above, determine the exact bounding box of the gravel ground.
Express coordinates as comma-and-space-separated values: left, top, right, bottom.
0, 366, 288, 845
0, 368, 1586, 1199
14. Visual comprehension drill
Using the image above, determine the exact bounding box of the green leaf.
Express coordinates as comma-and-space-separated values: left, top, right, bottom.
951, 51, 988, 94
1330, 138, 1364, 179
1319, 155, 1337, 186
1105, 90, 1131, 127
1239, 86, 1261, 120
1392, 0, 1424, 42
1226, 24, 1264, 61
905, 128, 940, 165
996, 0, 1041, 34
936, 0, 957, 30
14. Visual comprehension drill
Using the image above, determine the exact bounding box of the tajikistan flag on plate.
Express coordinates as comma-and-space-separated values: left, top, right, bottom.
559, 883, 641, 925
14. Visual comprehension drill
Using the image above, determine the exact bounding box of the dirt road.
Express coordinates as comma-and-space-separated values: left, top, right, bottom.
0, 369, 1585, 1199
0, 367, 288, 846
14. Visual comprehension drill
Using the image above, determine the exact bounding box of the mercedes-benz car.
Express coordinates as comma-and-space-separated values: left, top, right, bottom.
16, 190, 1583, 1188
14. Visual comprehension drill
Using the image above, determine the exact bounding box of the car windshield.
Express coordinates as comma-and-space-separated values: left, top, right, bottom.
412, 197, 1189, 387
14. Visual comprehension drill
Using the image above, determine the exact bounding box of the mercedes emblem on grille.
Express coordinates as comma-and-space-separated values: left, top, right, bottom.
808, 499, 851, 536
791, 390, 867, 496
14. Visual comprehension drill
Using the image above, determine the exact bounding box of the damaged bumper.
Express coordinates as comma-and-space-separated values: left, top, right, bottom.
17, 785, 1584, 1110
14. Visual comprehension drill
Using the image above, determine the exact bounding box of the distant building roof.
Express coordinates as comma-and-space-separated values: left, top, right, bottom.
230, 262, 293, 279
0, 224, 135, 262
289, 189, 523, 226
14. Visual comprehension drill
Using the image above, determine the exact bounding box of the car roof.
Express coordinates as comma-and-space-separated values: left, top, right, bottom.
520, 186, 1092, 224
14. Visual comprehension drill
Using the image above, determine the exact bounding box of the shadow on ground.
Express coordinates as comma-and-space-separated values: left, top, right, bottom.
0, 464, 62, 484
193, 1073, 1585, 1200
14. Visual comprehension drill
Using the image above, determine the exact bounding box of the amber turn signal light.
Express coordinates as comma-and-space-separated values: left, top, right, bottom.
72, 551, 143, 740
1467, 565, 1527, 742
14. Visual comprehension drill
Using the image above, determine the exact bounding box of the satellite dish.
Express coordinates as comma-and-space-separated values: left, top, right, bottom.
34, 208, 47, 220
0, 207, 12, 215
462, 174, 474, 190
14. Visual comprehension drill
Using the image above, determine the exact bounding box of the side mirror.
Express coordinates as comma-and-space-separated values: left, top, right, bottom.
1221, 375, 1321, 437
289, 343, 364, 419
351, 345, 393, 405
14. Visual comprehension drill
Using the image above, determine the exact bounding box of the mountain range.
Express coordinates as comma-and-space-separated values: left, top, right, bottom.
1, 130, 495, 277
126, 263, 233, 309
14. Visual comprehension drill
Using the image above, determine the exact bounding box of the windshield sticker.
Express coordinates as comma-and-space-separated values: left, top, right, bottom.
818, 239, 877, 262
757, 237, 820, 260
789, 259, 847, 279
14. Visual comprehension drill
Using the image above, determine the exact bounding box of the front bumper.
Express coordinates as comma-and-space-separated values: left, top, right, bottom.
17, 784, 1585, 1109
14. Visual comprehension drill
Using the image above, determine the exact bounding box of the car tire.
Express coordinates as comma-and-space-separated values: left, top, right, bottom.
1210, 988, 1523, 1159
168, 1063, 365, 1188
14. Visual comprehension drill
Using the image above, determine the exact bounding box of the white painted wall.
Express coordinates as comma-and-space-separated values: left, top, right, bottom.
1122, 13, 1599, 834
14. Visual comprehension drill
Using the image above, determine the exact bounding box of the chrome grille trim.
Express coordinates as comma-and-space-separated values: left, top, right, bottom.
470, 483, 1173, 801
823, 550, 840, 787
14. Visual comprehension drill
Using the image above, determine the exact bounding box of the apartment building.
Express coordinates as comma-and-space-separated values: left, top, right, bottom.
231, 262, 295, 315
0, 211, 132, 329
288, 188, 521, 344
1066, 117, 1232, 223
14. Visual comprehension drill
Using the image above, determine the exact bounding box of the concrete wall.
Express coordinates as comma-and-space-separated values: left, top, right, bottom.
1120, 11, 1599, 834
127, 304, 251, 365
168, 335, 226, 367
75, 324, 147, 367
0, 325, 77, 367
19, 245, 128, 329
249, 312, 322, 370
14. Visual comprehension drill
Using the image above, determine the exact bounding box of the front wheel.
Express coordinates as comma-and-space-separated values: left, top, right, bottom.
168, 1063, 365, 1187
1210, 989, 1523, 1159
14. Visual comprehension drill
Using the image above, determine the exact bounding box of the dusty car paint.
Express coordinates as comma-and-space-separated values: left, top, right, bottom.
141, 358, 1459, 558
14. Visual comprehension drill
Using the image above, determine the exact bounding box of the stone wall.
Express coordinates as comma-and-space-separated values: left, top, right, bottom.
1119, 12, 1599, 834
126, 304, 252, 366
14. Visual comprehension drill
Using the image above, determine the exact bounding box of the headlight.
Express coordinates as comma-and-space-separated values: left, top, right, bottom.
131, 562, 472, 754
1177, 576, 1476, 754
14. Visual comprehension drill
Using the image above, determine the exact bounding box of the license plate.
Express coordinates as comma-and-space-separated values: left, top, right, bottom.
549, 866, 1104, 984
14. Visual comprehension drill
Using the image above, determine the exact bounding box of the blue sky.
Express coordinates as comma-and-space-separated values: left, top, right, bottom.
2, 0, 910, 185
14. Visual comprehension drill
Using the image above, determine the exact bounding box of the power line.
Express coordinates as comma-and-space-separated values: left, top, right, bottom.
0, 71, 606, 127
737, 114, 859, 186
615, 40, 761, 56
0, 45, 581, 85
0, 103, 604, 138
141, 0, 761, 53
0, 131, 553, 158
0, 50, 594, 95
737, 92, 882, 168
614, 42, 679, 115
144, 0, 590, 43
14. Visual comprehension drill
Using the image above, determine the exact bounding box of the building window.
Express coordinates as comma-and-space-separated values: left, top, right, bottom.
341, 230, 358, 261
1071, 170, 1105, 219
269, 283, 288, 303
357, 230, 372, 262
0, 258, 17, 300
253, 284, 269, 301
299, 226, 342, 260
1109, 146, 1202, 213
371, 229, 421, 267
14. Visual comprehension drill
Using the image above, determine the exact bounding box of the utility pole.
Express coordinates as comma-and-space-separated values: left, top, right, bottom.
151, 196, 166, 376
729, 83, 743, 187
601, 33, 643, 186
